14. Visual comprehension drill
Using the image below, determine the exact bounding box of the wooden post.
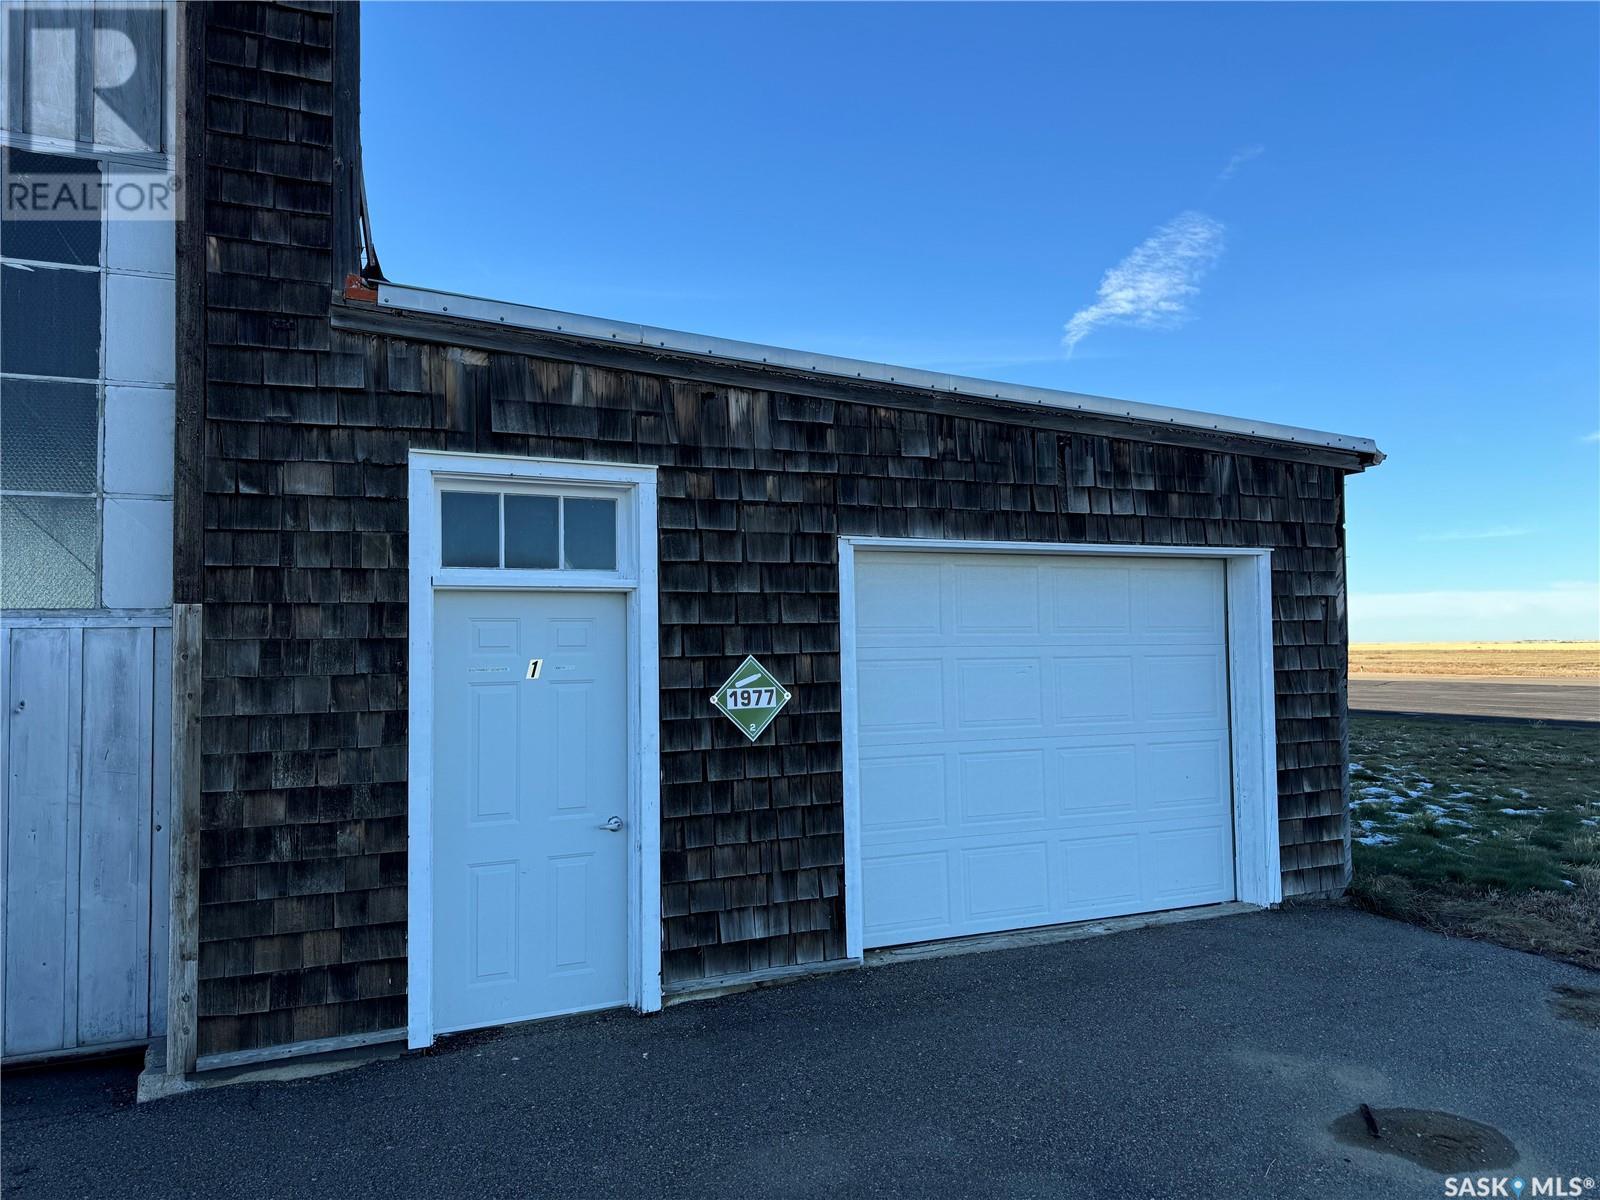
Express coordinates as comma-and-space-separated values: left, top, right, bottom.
165, 603, 202, 1076
163, 0, 207, 1079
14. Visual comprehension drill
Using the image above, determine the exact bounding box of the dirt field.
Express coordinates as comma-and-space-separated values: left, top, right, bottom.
1349, 641, 1600, 679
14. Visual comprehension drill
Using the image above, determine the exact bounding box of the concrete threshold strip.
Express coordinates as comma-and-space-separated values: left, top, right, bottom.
137, 901, 1258, 1101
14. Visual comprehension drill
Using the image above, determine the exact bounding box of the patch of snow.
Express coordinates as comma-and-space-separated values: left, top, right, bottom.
1436, 817, 1473, 829
1447, 791, 1475, 800
1356, 832, 1400, 846
1498, 807, 1549, 817
1508, 787, 1530, 799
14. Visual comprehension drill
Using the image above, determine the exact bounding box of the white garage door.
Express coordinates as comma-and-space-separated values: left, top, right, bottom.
853, 551, 1236, 949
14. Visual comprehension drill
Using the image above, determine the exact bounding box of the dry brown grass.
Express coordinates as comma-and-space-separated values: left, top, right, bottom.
1350, 641, 1600, 679
1348, 869, 1600, 971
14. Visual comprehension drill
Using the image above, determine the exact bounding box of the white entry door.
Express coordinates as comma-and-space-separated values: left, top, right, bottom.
854, 552, 1236, 949
433, 589, 630, 1033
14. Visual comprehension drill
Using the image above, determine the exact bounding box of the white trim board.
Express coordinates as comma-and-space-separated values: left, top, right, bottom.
405, 450, 661, 1051
836, 536, 1282, 959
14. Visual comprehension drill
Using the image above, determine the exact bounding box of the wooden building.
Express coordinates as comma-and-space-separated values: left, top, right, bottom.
31, 1, 1385, 1078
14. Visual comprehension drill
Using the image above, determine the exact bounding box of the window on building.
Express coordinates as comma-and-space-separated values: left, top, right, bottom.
0, 151, 103, 608
441, 490, 620, 572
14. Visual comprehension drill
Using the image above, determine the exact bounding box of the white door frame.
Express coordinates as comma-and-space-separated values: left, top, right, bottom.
837, 536, 1281, 959
406, 450, 661, 1050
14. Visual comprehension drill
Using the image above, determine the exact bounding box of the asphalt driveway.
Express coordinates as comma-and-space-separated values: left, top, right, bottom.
5, 906, 1597, 1199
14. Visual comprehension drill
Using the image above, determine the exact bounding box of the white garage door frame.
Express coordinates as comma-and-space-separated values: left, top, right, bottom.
838, 536, 1281, 959
405, 450, 662, 1050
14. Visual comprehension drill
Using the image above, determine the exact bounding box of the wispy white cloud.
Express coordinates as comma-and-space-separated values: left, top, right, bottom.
1062, 211, 1225, 356
1217, 144, 1264, 184
1350, 583, 1600, 642
1584, 430, 1600, 443
1419, 526, 1531, 542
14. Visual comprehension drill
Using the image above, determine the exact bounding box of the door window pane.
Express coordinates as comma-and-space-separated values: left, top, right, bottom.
1, 495, 97, 607
2, 263, 101, 378
440, 491, 499, 567
0, 378, 99, 492
562, 498, 616, 570
1, 150, 102, 267
504, 494, 558, 569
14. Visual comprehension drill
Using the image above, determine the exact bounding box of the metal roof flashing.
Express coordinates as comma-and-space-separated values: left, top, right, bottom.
370, 282, 1384, 468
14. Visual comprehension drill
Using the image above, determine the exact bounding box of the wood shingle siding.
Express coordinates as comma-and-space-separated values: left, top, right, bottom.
188, 1, 1359, 1056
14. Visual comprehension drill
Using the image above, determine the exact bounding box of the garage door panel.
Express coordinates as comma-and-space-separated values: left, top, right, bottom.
857, 558, 943, 638
863, 819, 1236, 942
862, 851, 952, 940
1052, 655, 1135, 724
952, 562, 1041, 636
962, 842, 1050, 921
1140, 652, 1227, 722
1048, 562, 1133, 636
1134, 562, 1225, 639
955, 657, 1042, 730
1147, 826, 1232, 902
1057, 743, 1139, 819
1062, 834, 1141, 908
957, 748, 1045, 824
1141, 738, 1229, 817
857, 657, 945, 735
855, 552, 1236, 950
860, 754, 948, 835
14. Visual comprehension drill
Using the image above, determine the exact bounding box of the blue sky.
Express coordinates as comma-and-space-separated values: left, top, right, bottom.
362, 2, 1599, 642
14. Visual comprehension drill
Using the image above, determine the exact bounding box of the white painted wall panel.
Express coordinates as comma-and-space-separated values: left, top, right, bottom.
76, 628, 154, 1045
101, 498, 173, 608
106, 202, 177, 274
2, 629, 77, 1056
104, 273, 175, 385
103, 386, 176, 496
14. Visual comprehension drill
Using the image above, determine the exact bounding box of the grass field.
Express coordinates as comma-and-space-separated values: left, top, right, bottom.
1347, 714, 1600, 969
1349, 641, 1600, 679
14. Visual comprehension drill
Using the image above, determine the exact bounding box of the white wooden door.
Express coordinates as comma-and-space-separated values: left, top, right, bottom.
432, 590, 630, 1033
854, 552, 1236, 949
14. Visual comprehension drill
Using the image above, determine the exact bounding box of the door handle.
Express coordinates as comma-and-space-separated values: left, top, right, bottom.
601, 816, 623, 832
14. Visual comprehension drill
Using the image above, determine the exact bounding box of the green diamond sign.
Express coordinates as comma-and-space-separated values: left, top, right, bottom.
710, 655, 792, 742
